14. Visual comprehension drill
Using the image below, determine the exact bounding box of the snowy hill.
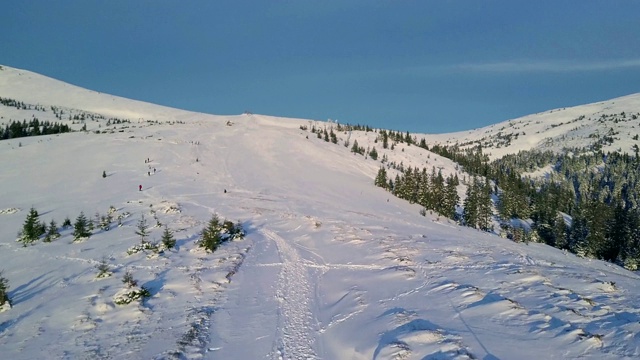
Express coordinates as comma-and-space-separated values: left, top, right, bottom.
2, 65, 640, 359
422, 93, 640, 159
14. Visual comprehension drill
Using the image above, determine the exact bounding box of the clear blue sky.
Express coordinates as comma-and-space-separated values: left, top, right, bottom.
2, 1, 640, 133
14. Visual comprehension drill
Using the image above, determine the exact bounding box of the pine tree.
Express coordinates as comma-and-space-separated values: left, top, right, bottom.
135, 214, 150, 244
553, 213, 569, 249
443, 175, 460, 219
200, 214, 222, 252
161, 225, 176, 249
369, 147, 378, 160
122, 270, 137, 288
19, 207, 44, 245
43, 219, 61, 242
374, 167, 388, 188
351, 140, 360, 154
463, 178, 478, 228
329, 129, 337, 144
0, 271, 10, 306
477, 178, 494, 231
73, 212, 91, 241
96, 256, 111, 278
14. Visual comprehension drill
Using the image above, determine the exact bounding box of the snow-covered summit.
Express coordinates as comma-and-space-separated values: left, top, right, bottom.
422, 93, 640, 159
0, 64, 220, 123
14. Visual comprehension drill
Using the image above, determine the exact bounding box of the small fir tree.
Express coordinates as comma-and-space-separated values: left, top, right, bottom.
369, 147, 378, 160
96, 256, 111, 278
62, 216, 72, 228
135, 214, 150, 244
73, 212, 91, 241
161, 225, 176, 249
374, 167, 388, 188
200, 214, 223, 252
0, 270, 10, 306
43, 219, 61, 242
122, 270, 137, 288
19, 207, 44, 245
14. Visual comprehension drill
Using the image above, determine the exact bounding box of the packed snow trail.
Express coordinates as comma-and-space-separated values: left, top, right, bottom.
207, 227, 318, 360
265, 229, 318, 360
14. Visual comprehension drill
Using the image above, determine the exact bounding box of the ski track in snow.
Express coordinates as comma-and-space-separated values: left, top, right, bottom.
263, 228, 318, 360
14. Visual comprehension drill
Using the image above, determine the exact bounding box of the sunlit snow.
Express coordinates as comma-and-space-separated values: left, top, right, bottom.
1, 65, 640, 359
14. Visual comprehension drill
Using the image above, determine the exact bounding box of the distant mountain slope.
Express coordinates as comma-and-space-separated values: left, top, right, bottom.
423, 93, 640, 159
0, 64, 217, 123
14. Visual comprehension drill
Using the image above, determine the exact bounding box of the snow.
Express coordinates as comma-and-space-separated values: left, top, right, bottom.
420, 93, 640, 160
2, 65, 640, 359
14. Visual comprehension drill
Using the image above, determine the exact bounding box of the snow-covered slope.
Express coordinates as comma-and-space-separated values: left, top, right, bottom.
422, 93, 640, 159
2, 65, 640, 359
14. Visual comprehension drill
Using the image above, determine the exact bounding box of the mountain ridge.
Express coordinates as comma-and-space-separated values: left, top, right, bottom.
3, 63, 640, 160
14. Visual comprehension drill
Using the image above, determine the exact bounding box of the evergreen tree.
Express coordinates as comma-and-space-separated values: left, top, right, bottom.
553, 213, 569, 249
463, 178, 479, 228
161, 225, 176, 249
19, 207, 44, 245
477, 178, 494, 231
122, 270, 137, 288
0, 271, 10, 306
329, 128, 338, 144
200, 214, 223, 252
43, 219, 61, 242
96, 256, 111, 278
369, 147, 378, 160
135, 214, 150, 244
351, 140, 360, 154
73, 212, 91, 241
442, 175, 460, 219
374, 167, 388, 189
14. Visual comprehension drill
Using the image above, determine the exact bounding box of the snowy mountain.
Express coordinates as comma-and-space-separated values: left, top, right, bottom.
422, 93, 640, 160
1, 65, 640, 359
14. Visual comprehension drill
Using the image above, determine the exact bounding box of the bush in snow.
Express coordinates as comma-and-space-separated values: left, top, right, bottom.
95, 256, 112, 278
126, 241, 159, 255
113, 270, 150, 305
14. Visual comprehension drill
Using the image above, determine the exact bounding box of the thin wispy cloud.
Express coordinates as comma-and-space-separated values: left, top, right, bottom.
450, 59, 640, 73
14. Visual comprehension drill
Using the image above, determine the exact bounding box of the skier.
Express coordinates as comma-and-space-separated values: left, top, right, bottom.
139, 185, 142, 191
